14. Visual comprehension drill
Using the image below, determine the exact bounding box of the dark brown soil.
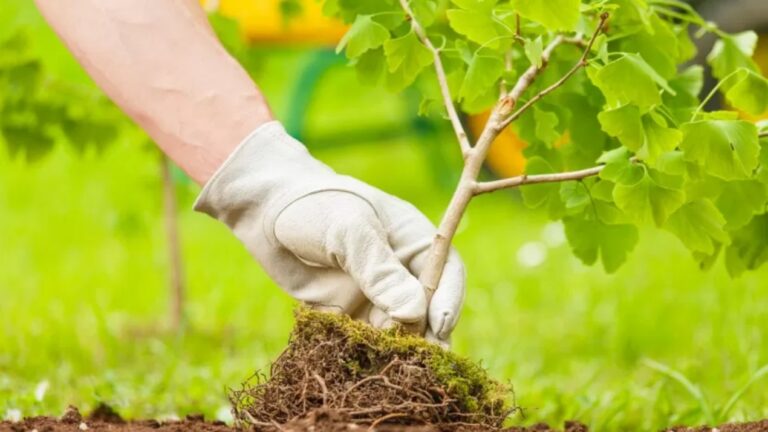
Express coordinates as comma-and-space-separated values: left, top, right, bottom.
3, 406, 768, 431
664, 420, 768, 432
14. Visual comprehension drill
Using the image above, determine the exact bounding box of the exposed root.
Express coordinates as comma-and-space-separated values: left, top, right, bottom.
229, 309, 513, 429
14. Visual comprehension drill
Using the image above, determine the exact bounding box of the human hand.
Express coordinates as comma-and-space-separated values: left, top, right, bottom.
194, 122, 465, 345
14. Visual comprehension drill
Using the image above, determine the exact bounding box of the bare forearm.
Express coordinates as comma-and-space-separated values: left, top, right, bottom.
35, 0, 273, 184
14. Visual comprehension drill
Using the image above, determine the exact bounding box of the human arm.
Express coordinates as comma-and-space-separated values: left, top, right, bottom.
34, 0, 272, 184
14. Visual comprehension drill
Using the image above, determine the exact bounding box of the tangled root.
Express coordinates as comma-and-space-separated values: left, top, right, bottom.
230, 309, 513, 429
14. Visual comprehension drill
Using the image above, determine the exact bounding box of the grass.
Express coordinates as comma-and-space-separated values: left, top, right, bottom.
1, 42, 768, 431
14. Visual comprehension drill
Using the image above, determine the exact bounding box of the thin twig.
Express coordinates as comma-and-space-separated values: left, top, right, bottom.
500, 12, 610, 129
759, 131, 768, 138
501, 35, 566, 116
474, 165, 605, 195
398, 0, 471, 156
312, 373, 329, 406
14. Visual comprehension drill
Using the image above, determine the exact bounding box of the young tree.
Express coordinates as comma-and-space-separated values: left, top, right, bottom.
327, 0, 768, 305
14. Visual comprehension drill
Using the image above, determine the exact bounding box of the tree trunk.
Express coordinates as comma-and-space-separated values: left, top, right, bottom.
161, 154, 186, 332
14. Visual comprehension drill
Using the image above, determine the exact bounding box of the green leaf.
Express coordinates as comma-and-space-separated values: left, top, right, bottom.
411, 0, 438, 27
680, 120, 759, 180
336, 15, 390, 58
564, 217, 639, 273
598, 107, 681, 162
707, 32, 759, 81
383, 31, 433, 90
600, 156, 643, 184
510, 0, 580, 31
446, 9, 500, 48
451, 0, 497, 11
618, 14, 679, 79
597, 146, 631, 165
598, 105, 644, 150
640, 112, 683, 163
655, 150, 687, 176
664, 66, 703, 124
524, 36, 544, 68
725, 213, 768, 277
716, 180, 768, 230
725, 68, 768, 116
354, 48, 385, 85
520, 156, 565, 218
459, 52, 503, 104
664, 199, 728, 255
589, 54, 673, 110
533, 106, 561, 145
560, 181, 590, 214
521, 157, 556, 208
613, 168, 685, 226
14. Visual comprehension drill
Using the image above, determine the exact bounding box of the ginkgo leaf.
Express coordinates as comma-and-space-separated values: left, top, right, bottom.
589, 54, 674, 110
613, 168, 685, 226
534, 106, 561, 145
383, 31, 433, 90
725, 68, 768, 116
446, 9, 500, 48
336, 15, 390, 58
640, 112, 683, 163
524, 36, 544, 68
354, 48, 385, 85
618, 14, 679, 79
665, 199, 728, 255
707, 31, 759, 81
520, 156, 565, 218
599, 105, 644, 150
598, 107, 681, 162
680, 120, 759, 180
459, 52, 503, 103
715, 180, 768, 230
725, 213, 768, 277
510, 0, 580, 31
564, 217, 639, 273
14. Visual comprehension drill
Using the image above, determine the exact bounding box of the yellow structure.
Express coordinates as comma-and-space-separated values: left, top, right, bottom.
214, 0, 346, 44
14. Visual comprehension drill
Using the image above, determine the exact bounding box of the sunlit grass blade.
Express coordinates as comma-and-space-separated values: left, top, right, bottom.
643, 359, 715, 425
718, 364, 768, 422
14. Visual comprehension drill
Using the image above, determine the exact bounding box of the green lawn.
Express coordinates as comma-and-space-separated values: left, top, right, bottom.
2, 127, 768, 430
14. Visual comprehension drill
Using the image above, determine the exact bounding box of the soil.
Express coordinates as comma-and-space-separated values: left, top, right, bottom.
3, 407, 768, 432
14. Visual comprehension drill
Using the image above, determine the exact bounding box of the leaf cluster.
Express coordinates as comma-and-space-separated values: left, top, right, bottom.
328, 0, 768, 276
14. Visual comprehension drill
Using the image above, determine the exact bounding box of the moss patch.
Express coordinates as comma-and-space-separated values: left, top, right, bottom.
230, 308, 512, 429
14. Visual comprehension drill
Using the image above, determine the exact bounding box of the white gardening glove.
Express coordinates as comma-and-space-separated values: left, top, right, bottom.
194, 121, 465, 345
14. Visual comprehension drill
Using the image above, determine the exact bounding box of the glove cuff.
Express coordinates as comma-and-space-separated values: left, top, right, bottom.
193, 121, 378, 248
193, 121, 321, 220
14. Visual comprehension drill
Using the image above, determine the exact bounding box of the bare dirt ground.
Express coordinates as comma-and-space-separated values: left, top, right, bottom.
3, 405, 768, 432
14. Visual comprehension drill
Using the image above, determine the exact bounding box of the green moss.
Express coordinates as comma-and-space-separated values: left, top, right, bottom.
292, 308, 510, 416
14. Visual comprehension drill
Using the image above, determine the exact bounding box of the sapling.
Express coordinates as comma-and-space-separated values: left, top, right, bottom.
327, 0, 768, 318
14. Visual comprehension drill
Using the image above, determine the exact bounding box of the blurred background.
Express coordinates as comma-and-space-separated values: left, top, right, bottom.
2, 0, 768, 430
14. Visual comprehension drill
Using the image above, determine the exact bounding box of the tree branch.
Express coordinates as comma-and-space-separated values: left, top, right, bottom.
499, 35, 565, 117
500, 12, 609, 129
399, 0, 472, 156
759, 131, 768, 138
473, 165, 605, 195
